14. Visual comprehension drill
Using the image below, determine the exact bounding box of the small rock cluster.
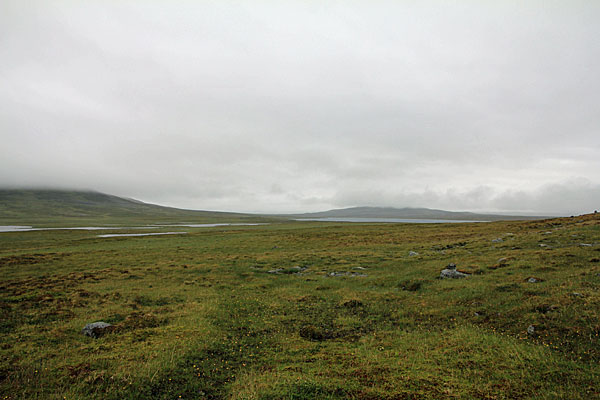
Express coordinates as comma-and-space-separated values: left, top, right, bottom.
328, 271, 367, 277
526, 277, 542, 283
439, 263, 469, 279
267, 266, 307, 274
81, 322, 113, 338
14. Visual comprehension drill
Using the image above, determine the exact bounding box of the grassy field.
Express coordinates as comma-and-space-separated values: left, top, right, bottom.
1, 214, 599, 399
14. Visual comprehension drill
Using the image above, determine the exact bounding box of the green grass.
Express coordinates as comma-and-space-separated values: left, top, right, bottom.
1, 214, 599, 399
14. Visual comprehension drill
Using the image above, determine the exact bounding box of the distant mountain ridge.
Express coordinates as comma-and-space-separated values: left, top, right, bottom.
0, 189, 259, 225
289, 206, 547, 221
0, 189, 548, 225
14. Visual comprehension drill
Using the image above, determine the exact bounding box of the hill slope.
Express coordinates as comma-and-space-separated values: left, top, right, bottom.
0, 189, 261, 225
290, 206, 548, 221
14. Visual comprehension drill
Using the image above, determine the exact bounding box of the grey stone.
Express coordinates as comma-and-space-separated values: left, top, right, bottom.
440, 268, 468, 279
267, 268, 283, 274
446, 263, 457, 270
570, 292, 584, 298
580, 243, 592, 247
82, 322, 113, 338
527, 277, 541, 283
491, 238, 503, 243
408, 251, 419, 257
527, 325, 536, 336
328, 271, 367, 277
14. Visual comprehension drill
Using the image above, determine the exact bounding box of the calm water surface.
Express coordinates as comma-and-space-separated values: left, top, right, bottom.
97, 232, 188, 238
0, 223, 266, 233
295, 217, 486, 223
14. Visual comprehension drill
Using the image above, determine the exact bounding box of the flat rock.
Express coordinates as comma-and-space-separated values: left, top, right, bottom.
328, 271, 367, 277
408, 251, 419, 257
491, 238, 503, 243
440, 268, 468, 279
82, 322, 113, 338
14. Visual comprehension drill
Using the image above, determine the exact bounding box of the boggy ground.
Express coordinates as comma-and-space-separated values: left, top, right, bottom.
0, 214, 599, 399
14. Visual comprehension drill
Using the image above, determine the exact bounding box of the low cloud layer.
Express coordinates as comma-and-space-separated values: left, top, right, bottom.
1, 1, 599, 214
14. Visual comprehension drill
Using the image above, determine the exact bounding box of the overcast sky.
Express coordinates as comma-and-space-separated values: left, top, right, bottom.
1, 1, 599, 215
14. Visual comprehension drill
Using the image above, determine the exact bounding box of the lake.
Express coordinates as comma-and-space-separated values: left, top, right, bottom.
294, 217, 486, 223
0, 223, 267, 233
97, 232, 188, 238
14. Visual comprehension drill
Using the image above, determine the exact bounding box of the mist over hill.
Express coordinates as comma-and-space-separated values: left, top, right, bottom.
289, 206, 548, 221
0, 189, 550, 226
0, 189, 260, 225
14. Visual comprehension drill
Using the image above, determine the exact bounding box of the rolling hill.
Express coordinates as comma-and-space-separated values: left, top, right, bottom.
289, 206, 548, 221
0, 189, 264, 226
0, 189, 549, 226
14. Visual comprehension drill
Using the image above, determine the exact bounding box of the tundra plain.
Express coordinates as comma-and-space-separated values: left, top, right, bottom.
1, 214, 600, 399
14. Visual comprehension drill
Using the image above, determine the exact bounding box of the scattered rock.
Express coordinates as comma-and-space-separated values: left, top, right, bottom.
352, 266, 367, 270
539, 244, 550, 248
328, 271, 367, 277
408, 251, 419, 257
491, 238, 503, 243
526, 277, 542, 283
440, 264, 468, 279
527, 325, 536, 336
81, 322, 113, 339
580, 243, 592, 247
268, 266, 307, 274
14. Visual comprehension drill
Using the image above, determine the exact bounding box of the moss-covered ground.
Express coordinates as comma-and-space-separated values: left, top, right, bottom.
1, 214, 599, 399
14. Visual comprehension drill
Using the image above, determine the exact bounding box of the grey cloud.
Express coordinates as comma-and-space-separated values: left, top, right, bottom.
1, 1, 599, 214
